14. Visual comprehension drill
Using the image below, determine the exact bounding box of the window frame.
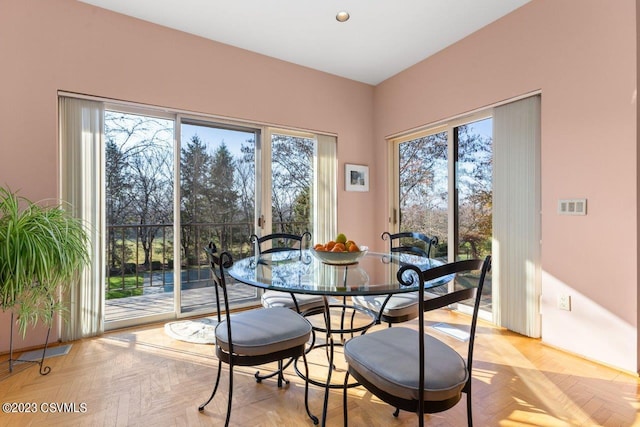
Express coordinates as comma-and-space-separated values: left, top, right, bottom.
388, 110, 493, 320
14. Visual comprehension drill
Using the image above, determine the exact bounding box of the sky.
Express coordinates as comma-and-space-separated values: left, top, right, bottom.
181, 123, 255, 158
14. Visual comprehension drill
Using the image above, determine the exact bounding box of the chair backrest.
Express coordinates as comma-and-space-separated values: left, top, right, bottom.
396, 255, 492, 416
250, 232, 312, 257
204, 242, 234, 339
382, 231, 439, 258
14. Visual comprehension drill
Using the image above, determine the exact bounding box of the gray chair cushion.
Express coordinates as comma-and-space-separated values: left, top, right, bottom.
262, 290, 325, 312
344, 326, 468, 402
351, 292, 419, 319
216, 307, 311, 356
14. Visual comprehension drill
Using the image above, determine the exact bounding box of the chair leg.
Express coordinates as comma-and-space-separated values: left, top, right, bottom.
340, 298, 347, 341
254, 357, 293, 386
277, 359, 287, 387
321, 334, 335, 425
467, 391, 473, 427
343, 371, 350, 426
199, 359, 223, 411
224, 364, 233, 427
301, 352, 319, 425
349, 309, 357, 338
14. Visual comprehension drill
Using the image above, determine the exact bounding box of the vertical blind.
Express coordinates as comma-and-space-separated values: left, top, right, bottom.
59, 97, 105, 340
492, 95, 541, 337
314, 134, 337, 244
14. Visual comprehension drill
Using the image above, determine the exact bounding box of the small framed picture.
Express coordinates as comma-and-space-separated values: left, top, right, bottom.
345, 164, 369, 192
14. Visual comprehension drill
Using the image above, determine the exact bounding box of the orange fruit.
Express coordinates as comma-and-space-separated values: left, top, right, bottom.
314, 243, 326, 251
326, 241, 336, 250
348, 243, 360, 252
332, 242, 346, 252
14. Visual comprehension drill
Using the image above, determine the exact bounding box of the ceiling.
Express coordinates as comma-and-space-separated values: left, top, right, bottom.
79, 0, 530, 85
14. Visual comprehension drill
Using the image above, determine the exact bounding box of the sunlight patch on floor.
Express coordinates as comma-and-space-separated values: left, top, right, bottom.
490, 337, 594, 426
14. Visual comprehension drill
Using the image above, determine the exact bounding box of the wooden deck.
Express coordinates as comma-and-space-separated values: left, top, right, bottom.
105, 283, 259, 322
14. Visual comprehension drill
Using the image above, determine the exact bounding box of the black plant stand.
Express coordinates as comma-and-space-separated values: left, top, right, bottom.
5, 312, 52, 376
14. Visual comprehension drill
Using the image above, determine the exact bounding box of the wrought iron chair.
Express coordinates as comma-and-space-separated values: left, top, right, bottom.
351, 231, 441, 325
252, 232, 327, 384
342, 256, 492, 427
198, 242, 318, 426
254, 232, 325, 315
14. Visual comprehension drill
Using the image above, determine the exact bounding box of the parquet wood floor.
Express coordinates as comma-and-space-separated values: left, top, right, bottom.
1, 309, 638, 426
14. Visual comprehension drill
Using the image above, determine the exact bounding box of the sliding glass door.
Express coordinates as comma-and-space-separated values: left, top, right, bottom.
453, 118, 493, 313
178, 120, 261, 314
453, 118, 493, 261
393, 114, 493, 315
104, 109, 176, 324
104, 113, 270, 323
102, 104, 332, 327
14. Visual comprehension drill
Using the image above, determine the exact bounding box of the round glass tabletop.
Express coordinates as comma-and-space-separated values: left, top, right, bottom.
228, 250, 451, 296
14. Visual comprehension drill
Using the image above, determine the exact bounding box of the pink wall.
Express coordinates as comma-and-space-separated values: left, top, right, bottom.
373, 0, 638, 373
0, 0, 375, 351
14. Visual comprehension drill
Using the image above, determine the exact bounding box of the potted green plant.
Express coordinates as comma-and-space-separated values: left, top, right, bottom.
0, 187, 89, 337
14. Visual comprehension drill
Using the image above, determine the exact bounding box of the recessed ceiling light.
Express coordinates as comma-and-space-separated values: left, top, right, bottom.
336, 11, 350, 22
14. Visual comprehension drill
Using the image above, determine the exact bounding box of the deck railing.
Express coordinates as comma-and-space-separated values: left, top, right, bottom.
106, 221, 310, 299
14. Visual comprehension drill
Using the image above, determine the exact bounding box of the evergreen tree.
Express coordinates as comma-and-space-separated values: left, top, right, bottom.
209, 143, 239, 247
292, 186, 311, 234
180, 135, 213, 263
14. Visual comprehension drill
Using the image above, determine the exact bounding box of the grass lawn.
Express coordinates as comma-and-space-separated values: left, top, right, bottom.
107, 275, 145, 299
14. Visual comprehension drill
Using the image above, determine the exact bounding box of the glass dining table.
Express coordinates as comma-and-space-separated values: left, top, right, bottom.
229, 249, 449, 297
228, 249, 452, 426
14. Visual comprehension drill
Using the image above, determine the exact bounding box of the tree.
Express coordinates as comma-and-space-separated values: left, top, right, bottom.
399, 131, 448, 239
105, 140, 133, 270
291, 186, 311, 235
208, 143, 239, 248
270, 134, 313, 233
456, 124, 492, 258
180, 135, 213, 264
235, 142, 256, 237
129, 144, 173, 267
397, 124, 493, 259
104, 112, 174, 270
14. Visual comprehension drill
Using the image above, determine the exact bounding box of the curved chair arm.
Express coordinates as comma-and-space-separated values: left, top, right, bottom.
251, 232, 312, 257
381, 231, 439, 258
